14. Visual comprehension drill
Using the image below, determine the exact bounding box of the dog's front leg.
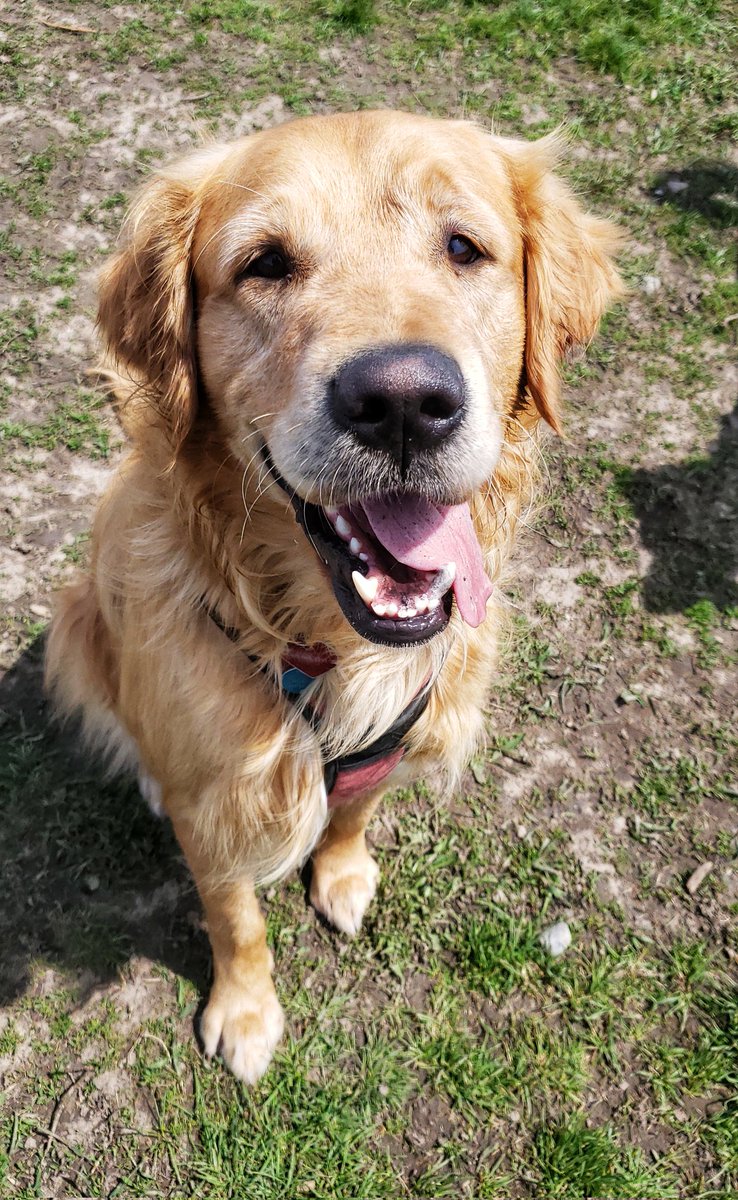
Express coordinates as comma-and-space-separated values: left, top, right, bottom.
172, 814, 284, 1084
310, 790, 384, 937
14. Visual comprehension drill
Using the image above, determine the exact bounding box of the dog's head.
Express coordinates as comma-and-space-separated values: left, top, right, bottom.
99, 111, 622, 648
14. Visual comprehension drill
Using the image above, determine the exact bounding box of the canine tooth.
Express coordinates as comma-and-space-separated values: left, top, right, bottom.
427, 562, 456, 600
349, 537, 362, 556
352, 570, 378, 605
335, 515, 351, 539
372, 602, 387, 617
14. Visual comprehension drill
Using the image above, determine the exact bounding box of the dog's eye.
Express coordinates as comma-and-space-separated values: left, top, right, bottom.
241, 249, 293, 281
447, 234, 481, 265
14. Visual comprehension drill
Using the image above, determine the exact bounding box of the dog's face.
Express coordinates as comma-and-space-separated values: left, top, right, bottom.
99, 111, 621, 647
193, 113, 521, 504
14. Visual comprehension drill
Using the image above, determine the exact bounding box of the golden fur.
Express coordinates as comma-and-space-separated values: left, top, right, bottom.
46, 110, 622, 1083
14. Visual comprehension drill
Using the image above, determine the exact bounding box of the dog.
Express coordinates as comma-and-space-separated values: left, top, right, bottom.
45, 110, 622, 1083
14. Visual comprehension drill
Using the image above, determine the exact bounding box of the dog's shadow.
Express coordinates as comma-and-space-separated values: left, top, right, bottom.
651, 159, 738, 227
617, 404, 738, 615
0, 636, 211, 1007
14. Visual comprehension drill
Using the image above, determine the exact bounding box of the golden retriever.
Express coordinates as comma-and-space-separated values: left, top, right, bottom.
45, 110, 622, 1083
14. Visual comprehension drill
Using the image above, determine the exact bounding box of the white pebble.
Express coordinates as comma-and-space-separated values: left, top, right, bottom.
642, 274, 661, 296
686, 861, 714, 895
539, 920, 572, 957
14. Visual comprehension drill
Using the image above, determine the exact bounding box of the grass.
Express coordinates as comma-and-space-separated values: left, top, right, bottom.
532, 1114, 680, 1199
0, 302, 41, 382
1, 0, 737, 1194
0, 390, 113, 458
1, 687, 735, 1193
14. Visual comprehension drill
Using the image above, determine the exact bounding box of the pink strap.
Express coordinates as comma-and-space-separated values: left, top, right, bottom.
327, 747, 405, 807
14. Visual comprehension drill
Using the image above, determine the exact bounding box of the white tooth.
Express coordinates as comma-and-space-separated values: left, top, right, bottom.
431, 563, 456, 596
386, 601, 398, 617
335, 515, 351, 539
428, 596, 440, 610
349, 537, 362, 556
416, 596, 428, 612
352, 571, 378, 606
398, 606, 417, 619
372, 602, 387, 617
359, 552, 369, 562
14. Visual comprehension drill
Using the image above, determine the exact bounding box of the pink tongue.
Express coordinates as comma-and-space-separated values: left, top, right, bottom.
360, 496, 493, 627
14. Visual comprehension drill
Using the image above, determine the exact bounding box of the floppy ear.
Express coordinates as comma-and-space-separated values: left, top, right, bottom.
97, 160, 207, 448
502, 135, 624, 434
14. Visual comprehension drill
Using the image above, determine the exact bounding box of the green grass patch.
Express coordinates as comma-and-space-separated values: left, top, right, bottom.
1, 389, 112, 457
532, 1113, 680, 1198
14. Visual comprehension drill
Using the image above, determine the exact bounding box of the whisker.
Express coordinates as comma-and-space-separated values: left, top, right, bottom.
214, 178, 270, 202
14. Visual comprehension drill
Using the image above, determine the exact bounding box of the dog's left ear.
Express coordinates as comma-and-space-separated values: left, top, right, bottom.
501, 134, 624, 434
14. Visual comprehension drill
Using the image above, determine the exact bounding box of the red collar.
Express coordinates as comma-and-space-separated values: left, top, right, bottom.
282, 641, 336, 677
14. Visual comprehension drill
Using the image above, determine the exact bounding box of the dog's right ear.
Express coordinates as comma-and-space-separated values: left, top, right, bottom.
98, 149, 222, 449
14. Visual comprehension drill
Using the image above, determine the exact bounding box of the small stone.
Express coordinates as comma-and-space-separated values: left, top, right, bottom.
29, 603, 51, 619
539, 920, 572, 957
642, 274, 661, 296
82, 874, 100, 893
686, 861, 714, 895
516, 824, 528, 840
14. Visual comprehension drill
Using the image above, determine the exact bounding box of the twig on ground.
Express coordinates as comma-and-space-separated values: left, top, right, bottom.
38, 17, 96, 34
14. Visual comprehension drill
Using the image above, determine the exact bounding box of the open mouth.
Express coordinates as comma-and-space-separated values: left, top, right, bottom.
263, 447, 493, 648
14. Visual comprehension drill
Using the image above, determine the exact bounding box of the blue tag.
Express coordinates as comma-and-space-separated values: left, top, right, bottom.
281, 666, 316, 695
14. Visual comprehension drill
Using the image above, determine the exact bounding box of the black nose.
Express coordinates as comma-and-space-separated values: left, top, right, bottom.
329, 344, 466, 471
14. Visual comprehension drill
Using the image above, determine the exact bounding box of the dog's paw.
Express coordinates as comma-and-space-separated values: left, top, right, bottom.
310, 846, 379, 937
200, 981, 285, 1085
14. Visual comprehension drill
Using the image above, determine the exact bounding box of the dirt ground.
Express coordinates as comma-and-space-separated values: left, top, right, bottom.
1, 1, 736, 1197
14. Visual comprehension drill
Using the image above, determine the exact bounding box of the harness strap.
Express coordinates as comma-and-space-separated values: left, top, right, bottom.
318, 683, 431, 802
204, 602, 430, 802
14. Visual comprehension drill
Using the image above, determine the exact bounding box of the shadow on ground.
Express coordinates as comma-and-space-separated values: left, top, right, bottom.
617, 405, 738, 614
0, 637, 210, 1006
652, 159, 738, 228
